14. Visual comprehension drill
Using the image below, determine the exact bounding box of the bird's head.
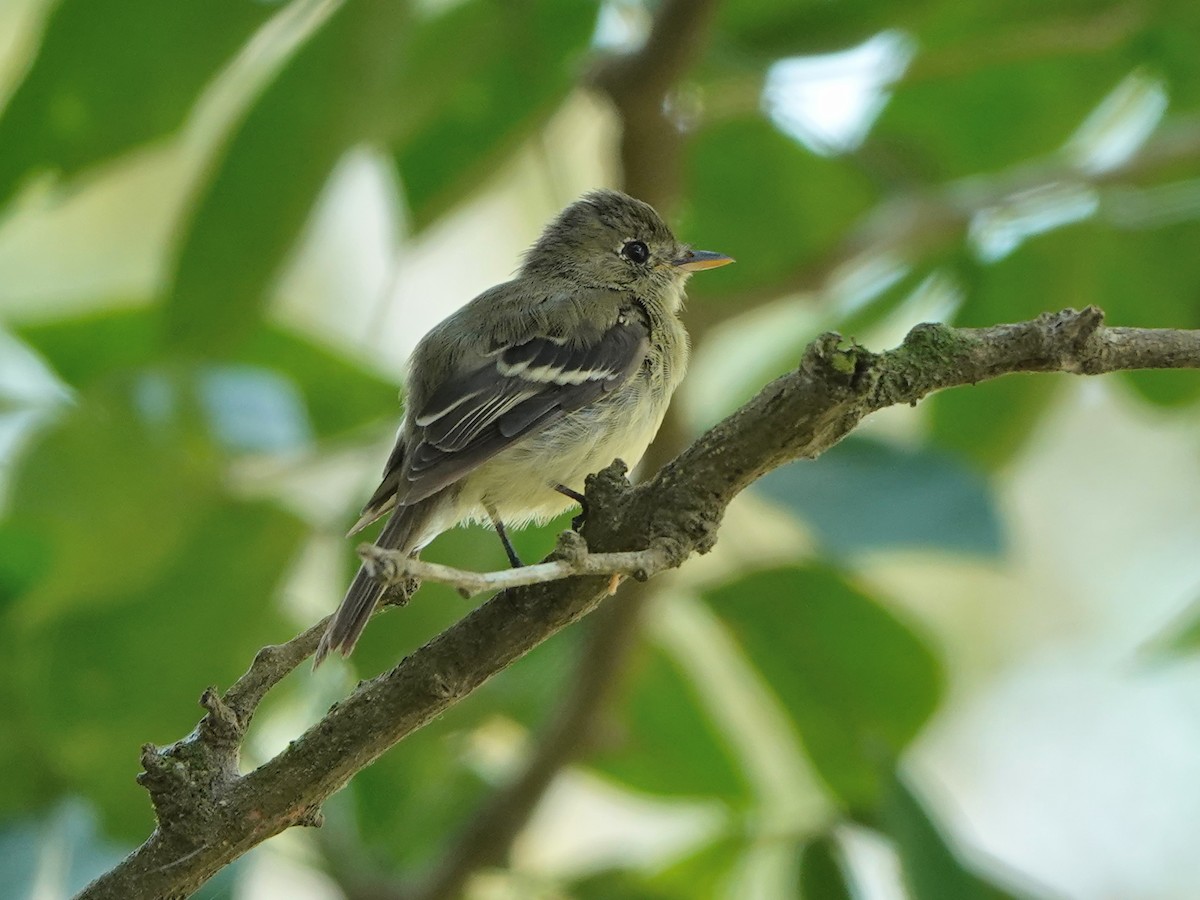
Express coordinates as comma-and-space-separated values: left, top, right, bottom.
521, 189, 732, 305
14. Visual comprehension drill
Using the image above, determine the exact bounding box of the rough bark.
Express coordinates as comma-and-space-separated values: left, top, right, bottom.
78, 307, 1200, 899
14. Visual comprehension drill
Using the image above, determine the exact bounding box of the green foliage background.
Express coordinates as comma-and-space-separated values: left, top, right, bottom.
1, 0, 1198, 897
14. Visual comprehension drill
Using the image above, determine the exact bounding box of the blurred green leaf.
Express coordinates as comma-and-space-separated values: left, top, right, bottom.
164, 0, 412, 355
1161, 610, 1200, 655
680, 117, 876, 301
0, 801, 243, 897
165, 0, 597, 355
705, 566, 943, 811
14, 306, 159, 386
715, 0, 939, 57
930, 227, 1099, 466
349, 711, 489, 872
2, 499, 301, 839
6, 376, 221, 622
1145, 3, 1200, 108
1093, 219, 1200, 406
955, 225, 1097, 327
1138, 593, 1200, 662
1, 346, 307, 838
347, 515, 579, 689
17, 308, 398, 439
798, 834, 854, 900
347, 555, 580, 871
572, 831, 745, 899
0, 802, 124, 897
1123, 366, 1200, 407
347, 524, 511, 675
938, 0, 1200, 119
929, 375, 1061, 471
394, 0, 595, 229
880, 775, 1023, 900
570, 870, 680, 900
877, 35, 1130, 179
1092, 219, 1200, 329
240, 324, 398, 438
758, 436, 1004, 557
591, 644, 752, 802
0, 0, 276, 207
647, 830, 746, 897
0, 523, 52, 609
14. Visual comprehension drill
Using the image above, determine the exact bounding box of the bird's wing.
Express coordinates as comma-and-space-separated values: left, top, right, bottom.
350, 306, 648, 532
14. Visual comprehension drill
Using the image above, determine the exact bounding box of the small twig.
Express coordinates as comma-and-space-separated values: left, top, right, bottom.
406, 432, 692, 900
397, 6, 727, 896
223, 618, 329, 723
358, 536, 670, 600
78, 308, 1200, 900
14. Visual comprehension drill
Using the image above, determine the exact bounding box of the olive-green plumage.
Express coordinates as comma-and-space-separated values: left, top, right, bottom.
315, 190, 731, 665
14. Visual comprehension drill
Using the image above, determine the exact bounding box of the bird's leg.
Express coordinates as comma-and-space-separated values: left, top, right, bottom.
486, 504, 523, 568
555, 484, 588, 531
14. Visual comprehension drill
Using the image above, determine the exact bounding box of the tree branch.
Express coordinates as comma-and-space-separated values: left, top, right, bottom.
388, 5, 733, 894
356, 531, 666, 598
404, 582, 652, 900
591, 0, 722, 211
78, 307, 1200, 899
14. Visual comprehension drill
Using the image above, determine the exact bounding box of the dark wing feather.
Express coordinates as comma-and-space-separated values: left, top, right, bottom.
396, 314, 648, 504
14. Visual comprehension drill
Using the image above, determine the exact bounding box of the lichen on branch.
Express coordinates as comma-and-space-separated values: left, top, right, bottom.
78, 308, 1200, 900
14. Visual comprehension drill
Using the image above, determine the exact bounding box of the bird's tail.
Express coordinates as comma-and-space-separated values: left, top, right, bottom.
314, 496, 438, 667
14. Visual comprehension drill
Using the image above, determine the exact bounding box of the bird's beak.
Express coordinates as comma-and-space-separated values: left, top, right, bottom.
672, 249, 734, 271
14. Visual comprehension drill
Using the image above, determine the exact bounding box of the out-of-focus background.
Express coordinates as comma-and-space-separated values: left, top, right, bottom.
2, 0, 1200, 897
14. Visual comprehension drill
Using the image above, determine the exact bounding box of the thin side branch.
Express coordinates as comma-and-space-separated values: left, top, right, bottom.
357, 531, 669, 599
395, 5, 728, 892
225, 619, 328, 723
79, 308, 1200, 900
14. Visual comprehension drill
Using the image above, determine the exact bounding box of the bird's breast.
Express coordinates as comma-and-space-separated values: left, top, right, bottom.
456, 319, 688, 527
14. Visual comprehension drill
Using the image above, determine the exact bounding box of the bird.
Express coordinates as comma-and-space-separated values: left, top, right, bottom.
314, 189, 732, 665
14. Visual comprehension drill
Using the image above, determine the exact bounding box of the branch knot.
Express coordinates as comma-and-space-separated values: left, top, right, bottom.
199, 686, 242, 750
83, 306, 1200, 899
1047, 305, 1106, 373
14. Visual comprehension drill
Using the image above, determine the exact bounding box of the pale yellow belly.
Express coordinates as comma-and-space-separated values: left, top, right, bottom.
446, 305, 688, 534
454, 381, 669, 528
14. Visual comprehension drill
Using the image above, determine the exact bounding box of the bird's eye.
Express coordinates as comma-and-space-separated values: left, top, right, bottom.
621, 240, 650, 264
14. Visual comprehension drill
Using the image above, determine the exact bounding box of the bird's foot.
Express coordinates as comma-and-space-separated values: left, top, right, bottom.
554, 483, 588, 531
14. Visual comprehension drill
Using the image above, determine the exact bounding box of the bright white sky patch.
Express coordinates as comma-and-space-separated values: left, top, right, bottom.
762, 31, 914, 156
827, 251, 910, 319
1064, 69, 1168, 176
967, 68, 1169, 262
969, 182, 1099, 263
592, 0, 649, 52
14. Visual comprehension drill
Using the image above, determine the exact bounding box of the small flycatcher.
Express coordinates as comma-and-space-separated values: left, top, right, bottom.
316, 189, 732, 664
